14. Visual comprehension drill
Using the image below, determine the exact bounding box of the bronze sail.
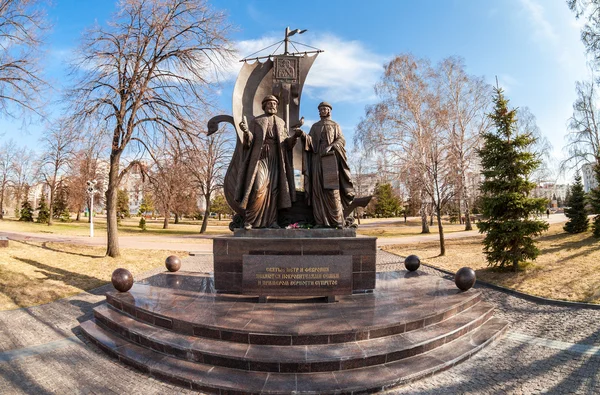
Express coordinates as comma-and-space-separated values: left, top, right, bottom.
211, 53, 319, 218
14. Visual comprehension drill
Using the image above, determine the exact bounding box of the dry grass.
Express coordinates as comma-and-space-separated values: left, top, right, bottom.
357, 222, 467, 237
0, 240, 185, 311
0, 217, 231, 237
384, 223, 600, 304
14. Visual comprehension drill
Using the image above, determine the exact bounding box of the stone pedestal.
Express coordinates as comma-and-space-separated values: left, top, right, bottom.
213, 229, 376, 295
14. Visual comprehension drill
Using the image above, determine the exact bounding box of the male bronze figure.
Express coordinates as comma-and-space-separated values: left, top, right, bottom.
298, 102, 354, 227
236, 95, 300, 229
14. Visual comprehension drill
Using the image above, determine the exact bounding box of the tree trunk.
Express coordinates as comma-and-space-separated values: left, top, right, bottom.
76, 204, 81, 221
87, 201, 92, 223
218, 213, 222, 221
458, 203, 463, 225
200, 194, 211, 233
463, 177, 473, 231
436, 204, 445, 256
106, 154, 121, 257
48, 183, 55, 226
174, 212, 179, 224
163, 206, 169, 229
420, 203, 430, 233
0, 187, 4, 219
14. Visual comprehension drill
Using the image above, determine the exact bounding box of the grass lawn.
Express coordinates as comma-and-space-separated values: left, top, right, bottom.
384, 223, 600, 304
356, 219, 468, 237
0, 216, 231, 237
0, 240, 185, 311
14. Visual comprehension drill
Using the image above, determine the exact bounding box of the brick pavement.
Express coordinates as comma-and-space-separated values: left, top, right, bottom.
0, 251, 599, 394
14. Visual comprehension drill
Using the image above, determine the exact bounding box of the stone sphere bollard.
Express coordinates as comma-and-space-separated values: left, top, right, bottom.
165, 255, 181, 272
404, 255, 421, 272
111, 268, 134, 292
455, 267, 476, 291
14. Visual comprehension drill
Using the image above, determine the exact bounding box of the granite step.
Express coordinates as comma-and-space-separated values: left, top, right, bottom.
92, 301, 495, 373
80, 317, 508, 394
104, 283, 482, 345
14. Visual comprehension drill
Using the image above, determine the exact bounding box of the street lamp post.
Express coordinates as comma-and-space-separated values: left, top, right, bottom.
86, 180, 97, 238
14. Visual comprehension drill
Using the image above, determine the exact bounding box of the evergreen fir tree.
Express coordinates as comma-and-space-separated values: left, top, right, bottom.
19, 200, 34, 222
117, 189, 130, 219
563, 173, 588, 233
52, 184, 69, 219
36, 194, 50, 224
477, 87, 549, 272
588, 162, 600, 237
371, 183, 402, 218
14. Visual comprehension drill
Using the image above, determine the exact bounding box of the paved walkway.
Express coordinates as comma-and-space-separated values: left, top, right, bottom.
0, 251, 599, 394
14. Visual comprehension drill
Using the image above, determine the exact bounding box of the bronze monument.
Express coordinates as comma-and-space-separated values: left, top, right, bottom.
236, 95, 300, 229
207, 28, 375, 298
297, 102, 355, 228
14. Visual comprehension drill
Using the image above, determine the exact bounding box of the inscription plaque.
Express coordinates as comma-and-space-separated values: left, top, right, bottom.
242, 255, 352, 296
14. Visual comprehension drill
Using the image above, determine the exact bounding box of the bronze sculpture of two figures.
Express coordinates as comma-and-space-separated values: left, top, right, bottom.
206, 28, 370, 231
236, 96, 354, 229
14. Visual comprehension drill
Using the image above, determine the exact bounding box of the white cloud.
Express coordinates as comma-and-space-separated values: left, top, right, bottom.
220, 33, 387, 104
518, 0, 559, 44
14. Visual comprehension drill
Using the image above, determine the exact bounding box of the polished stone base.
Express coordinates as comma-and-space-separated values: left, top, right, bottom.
81, 270, 508, 394
214, 235, 376, 295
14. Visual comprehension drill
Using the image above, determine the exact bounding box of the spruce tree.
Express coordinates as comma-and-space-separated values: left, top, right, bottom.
588, 162, 600, 237
564, 173, 588, 234
36, 195, 50, 224
477, 87, 549, 272
52, 185, 69, 219
372, 183, 402, 218
19, 200, 34, 222
117, 189, 130, 219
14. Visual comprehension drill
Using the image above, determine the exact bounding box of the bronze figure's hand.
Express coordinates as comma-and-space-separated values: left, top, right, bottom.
294, 128, 304, 138
239, 120, 249, 134
324, 145, 333, 153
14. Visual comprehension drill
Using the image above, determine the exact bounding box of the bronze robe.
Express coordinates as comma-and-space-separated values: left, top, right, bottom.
235, 114, 296, 228
303, 118, 354, 227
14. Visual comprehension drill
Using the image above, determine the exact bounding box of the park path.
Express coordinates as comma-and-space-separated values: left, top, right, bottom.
0, 214, 568, 253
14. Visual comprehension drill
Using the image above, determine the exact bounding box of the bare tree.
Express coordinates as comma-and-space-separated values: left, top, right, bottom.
357, 54, 436, 234
66, 133, 105, 221
185, 129, 231, 233
66, 0, 233, 257
439, 57, 492, 231
10, 145, 35, 217
146, 137, 194, 229
38, 120, 79, 225
0, 0, 48, 117
517, 107, 554, 186
563, 78, 600, 170
356, 54, 489, 255
0, 139, 16, 218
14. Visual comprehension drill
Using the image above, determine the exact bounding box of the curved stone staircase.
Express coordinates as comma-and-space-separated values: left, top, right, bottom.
81, 271, 508, 394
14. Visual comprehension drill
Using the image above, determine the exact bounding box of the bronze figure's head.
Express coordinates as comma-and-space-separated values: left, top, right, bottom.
262, 95, 279, 114
318, 101, 332, 118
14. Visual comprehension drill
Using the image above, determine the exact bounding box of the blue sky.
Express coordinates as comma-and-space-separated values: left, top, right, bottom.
2, 0, 590, 181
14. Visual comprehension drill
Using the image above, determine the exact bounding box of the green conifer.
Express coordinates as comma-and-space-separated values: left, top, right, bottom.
36, 194, 50, 224
563, 173, 588, 233
477, 87, 549, 271
19, 200, 34, 222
